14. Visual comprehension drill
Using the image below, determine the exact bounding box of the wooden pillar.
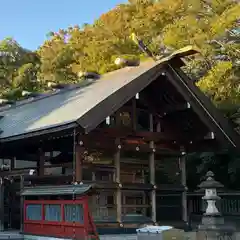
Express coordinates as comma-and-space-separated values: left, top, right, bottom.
10, 157, 15, 170
0, 178, 4, 231
114, 138, 122, 223
180, 152, 187, 223
37, 149, 45, 177
75, 142, 84, 183
114, 111, 122, 223
156, 122, 161, 132
20, 175, 24, 232
149, 113, 156, 223
61, 167, 66, 175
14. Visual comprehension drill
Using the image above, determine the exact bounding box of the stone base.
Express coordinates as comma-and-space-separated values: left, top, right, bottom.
200, 215, 224, 227
198, 215, 236, 240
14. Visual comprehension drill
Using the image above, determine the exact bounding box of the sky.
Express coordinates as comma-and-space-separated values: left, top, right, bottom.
0, 0, 127, 50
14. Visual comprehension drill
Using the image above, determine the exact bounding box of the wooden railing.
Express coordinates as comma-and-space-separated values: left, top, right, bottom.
188, 192, 240, 216
157, 191, 240, 227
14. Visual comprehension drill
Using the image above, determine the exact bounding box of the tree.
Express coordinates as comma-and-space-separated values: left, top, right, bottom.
1, 0, 239, 108
0, 38, 40, 98
0, 0, 239, 187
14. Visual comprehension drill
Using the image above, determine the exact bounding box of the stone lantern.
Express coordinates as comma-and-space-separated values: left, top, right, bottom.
197, 171, 236, 240
198, 171, 223, 216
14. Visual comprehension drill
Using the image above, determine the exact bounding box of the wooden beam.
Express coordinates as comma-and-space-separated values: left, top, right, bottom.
121, 103, 191, 118
80, 138, 180, 155
24, 174, 73, 186
161, 102, 191, 116
0, 151, 50, 162
122, 204, 150, 208
83, 127, 219, 152
96, 128, 215, 145
120, 106, 149, 114
86, 128, 185, 143
24, 174, 184, 191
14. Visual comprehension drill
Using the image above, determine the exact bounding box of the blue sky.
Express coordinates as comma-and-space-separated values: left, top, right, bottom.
0, 0, 127, 50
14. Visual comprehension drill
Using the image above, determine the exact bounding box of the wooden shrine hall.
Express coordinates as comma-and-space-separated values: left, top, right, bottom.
0, 47, 239, 232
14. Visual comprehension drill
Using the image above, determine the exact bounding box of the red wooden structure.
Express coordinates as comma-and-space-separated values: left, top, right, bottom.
23, 196, 99, 239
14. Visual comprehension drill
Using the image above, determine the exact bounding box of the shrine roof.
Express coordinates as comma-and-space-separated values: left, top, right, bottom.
0, 46, 239, 152
0, 47, 194, 141
21, 184, 92, 196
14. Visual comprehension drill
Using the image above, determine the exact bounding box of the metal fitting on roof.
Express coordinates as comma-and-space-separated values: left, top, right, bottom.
0, 99, 15, 105
22, 90, 31, 97
78, 71, 100, 80
22, 91, 45, 98
114, 57, 140, 67
0, 99, 9, 104
47, 82, 74, 89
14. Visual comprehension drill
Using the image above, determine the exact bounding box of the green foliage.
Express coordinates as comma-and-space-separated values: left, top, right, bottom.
197, 61, 238, 103
186, 151, 240, 190
1, 0, 239, 104
0, 0, 239, 112
0, 38, 40, 96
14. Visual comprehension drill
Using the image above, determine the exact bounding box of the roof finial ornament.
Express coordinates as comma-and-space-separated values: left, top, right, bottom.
130, 33, 157, 61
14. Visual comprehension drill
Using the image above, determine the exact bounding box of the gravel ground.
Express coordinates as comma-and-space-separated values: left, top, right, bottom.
1, 231, 239, 240
100, 235, 137, 240
100, 233, 195, 240
100, 232, 240, 240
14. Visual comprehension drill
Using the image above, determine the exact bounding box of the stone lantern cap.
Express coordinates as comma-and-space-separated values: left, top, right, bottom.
198, 171, 224, 190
